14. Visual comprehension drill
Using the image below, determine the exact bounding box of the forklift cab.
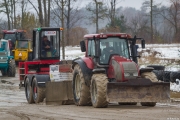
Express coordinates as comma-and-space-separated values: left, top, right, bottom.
33, 27, 62, 60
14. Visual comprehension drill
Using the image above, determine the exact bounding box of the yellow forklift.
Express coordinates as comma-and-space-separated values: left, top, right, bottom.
12, 39, 33, 64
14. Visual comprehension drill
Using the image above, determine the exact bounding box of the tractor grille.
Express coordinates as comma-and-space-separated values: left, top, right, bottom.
0, 57, 8, 63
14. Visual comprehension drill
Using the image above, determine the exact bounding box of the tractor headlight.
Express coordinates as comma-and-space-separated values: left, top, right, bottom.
133, 72, 138, 77
124, 73, 130, 77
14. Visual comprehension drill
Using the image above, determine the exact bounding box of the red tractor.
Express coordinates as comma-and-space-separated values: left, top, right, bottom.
72, 33, 170, 108
19, 27, 73, 104
2, 29, 26, 51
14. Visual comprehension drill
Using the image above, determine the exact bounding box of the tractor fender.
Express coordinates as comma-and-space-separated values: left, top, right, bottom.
31, 74, 50, 87
72, 58, 92, 86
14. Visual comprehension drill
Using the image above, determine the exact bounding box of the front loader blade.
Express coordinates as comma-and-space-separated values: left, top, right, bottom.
107, 80, 170, 103
46, 81, 74, 105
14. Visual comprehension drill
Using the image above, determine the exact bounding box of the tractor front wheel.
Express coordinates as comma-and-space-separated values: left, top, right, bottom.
25, 77, 34, 104
1, 70, 7, 76
72, 64, 91, 106
7, 59, 16, 77
90, 74, 108, 108
32, 78, 45, 103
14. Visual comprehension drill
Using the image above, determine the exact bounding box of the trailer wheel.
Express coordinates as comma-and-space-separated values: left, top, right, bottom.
25, 77, 34, 104
90, 74, 108, 108
7, 59, 16, 77
32, 78, 45, 103
72, 64, 91, 106
141, 72, 157, 107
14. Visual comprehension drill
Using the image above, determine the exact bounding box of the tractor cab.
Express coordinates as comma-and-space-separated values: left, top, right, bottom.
19, 27, 63, 87
2, 29, 26, 50
32, 27, 61, 60
81, 33, 145, 66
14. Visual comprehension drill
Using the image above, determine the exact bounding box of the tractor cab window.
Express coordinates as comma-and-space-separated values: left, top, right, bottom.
16, 41, 28, 49
88, 40, 95, 56
40, 31, 60, 58
4, 34, 16, 47
100, 37, 129, 64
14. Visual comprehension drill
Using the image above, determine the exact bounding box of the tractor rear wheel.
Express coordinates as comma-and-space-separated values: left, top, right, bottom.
72, 64, 91, 106
32, 78, 45, 103
90, 74, 108, 108
140, 72, 157, 107
25, 77, 34, 104
7, 59, 16, 77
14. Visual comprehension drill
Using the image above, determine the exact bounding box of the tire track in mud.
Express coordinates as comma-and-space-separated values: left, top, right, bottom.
7, 110, 55, 120
36, 106, 118, 120
8, 111, 30, 120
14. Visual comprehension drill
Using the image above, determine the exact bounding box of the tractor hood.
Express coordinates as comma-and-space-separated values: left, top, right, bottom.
108, 55, 139, 82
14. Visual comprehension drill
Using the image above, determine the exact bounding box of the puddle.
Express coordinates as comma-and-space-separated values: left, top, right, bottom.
0, 80, 14, 85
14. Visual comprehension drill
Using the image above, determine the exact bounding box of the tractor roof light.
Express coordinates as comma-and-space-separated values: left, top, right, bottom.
60, 27, 63, 31
37, 28, 41, 31
100, 34, 107, 38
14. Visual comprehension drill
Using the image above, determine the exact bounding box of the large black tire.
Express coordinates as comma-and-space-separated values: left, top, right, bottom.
170, 72, 180, 83
32, 78, 45, 103
1, 70, 7, 76
163, 71, 171, 82
147, 65, 165, 70
90, 74, 108, 108
72, 65, 91, 106
7, 59, 16, 77
25, 77, 34, 104
140, 72, 157, 107
152, 70, 164, 81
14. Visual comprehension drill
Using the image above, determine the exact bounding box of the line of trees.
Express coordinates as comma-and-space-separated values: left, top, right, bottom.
0, 0, 179, 46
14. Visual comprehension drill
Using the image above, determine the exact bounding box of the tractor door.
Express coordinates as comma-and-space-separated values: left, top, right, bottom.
32, 28, 60, 60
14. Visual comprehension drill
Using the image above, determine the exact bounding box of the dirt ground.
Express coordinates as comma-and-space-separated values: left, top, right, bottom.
0, 73, 180, 120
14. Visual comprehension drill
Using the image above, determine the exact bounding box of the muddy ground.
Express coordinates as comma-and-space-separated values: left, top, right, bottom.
0, 73, 180, 120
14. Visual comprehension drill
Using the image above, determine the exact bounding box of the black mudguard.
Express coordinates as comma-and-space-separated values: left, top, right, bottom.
72, 58, 92, 86
25, 74, 50, 87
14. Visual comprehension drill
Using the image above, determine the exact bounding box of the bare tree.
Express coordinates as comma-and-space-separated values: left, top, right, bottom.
105, 0, 121, 27
86, 0, 107, 33
28, 0, 51, 27
159, 0, 180, 42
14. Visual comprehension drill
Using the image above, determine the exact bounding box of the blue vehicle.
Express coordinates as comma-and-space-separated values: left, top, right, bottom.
0, 39, 16, 77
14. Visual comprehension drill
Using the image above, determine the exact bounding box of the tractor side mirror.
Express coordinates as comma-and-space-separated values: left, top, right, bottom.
80, 41, 86, 52
141, 39, 145, 48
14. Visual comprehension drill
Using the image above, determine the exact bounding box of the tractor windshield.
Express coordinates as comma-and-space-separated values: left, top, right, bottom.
100, 37, 129, 64
16, 41, 29, 49
40, 31, 60, 58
